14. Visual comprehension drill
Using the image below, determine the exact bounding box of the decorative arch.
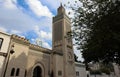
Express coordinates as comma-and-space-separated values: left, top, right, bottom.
31, 62, 45, 77
68, 52, 72, 59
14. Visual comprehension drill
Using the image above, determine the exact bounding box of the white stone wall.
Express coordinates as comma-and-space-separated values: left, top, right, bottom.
113, 63, 120, 77
75, 62, 87, 77
90, 74, 115, 77
0, 32, 11, 77
0, 32, 11, 53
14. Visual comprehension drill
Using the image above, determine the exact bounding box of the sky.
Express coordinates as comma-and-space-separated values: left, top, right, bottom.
0, 0, 83, 61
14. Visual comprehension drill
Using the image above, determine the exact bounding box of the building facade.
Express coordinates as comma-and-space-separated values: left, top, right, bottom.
0, 31, 11, 76
0, 5, 77, 77
75, 62, 87, 77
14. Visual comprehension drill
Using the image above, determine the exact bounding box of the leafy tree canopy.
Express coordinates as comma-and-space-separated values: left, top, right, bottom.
74, 54, 78, 62
68, 0, 120, 64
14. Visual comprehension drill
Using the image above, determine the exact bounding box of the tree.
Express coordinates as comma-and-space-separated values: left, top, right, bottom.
74, 54, 78, 62
69, 0, 120, 65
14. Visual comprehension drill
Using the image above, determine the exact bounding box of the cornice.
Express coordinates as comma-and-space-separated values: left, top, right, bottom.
0, 31, 10, 36
53, 13, 71, 23
7, 34, 52, 54
29, 44, 51, 54
52, 49, 63, 56
75, 62, 86, 67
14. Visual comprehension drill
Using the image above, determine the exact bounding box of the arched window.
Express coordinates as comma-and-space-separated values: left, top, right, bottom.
68, 52, 72, 59
16, 68, 20, 76
10, 68, 15, 76
0, 38, 3, 50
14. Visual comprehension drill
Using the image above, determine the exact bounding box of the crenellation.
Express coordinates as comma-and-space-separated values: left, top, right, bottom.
11, 34, 30, 44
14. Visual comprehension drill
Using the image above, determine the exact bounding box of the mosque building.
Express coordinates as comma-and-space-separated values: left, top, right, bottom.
0, 5, 87, 77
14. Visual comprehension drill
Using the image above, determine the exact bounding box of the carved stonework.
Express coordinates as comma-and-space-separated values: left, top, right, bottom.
54, 40, 62, 47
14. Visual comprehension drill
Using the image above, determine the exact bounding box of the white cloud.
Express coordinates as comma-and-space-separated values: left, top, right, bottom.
0, 0, 53, 50
3, 0, 17, 9
33, 37, 51, 49
0, 6, 38, 32
32, 25, 52, 49
10, 29, 21, 34
26, 0, 53, 17
0, 26, 7, 32
74, 45, 84, 62
40, 0, 78, 11
0, 0, 53, 32
40, 0, 59, 10
73, 39, 84, 61
40, 31, 52, 40
39, 0, 80, 19
42, 41, 51, 49
34, 26, 52, 41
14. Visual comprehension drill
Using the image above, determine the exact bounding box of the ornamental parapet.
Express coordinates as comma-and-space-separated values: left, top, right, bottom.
11, 34, 30, 45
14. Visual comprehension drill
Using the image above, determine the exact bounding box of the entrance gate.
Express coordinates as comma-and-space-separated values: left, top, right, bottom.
33, 66, 42, 77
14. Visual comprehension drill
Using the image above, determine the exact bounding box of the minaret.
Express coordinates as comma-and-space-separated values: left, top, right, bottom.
52, 4, 75, 77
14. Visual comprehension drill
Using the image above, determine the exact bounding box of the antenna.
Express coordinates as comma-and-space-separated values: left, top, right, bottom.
35, 38, 42, 46
58, 0, 62, 6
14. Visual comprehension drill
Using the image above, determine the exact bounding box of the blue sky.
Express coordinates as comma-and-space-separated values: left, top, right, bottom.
0, 0, 83, 61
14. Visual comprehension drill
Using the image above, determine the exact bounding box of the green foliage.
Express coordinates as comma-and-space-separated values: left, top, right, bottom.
74, 54, 78, 62
100, 68, 110, 75
90, 70, 102, 75
90, 68, 110, 75
69, 0, 120, 64
89, 62, 114, 75
100, 63, 114, 74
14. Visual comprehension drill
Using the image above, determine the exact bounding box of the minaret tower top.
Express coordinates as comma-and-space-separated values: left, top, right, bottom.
57, 3, 65, 15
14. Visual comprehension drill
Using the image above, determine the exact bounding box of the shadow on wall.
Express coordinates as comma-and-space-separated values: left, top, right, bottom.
24, 49, 51, 77
3, 43, 51, 77
4, 52, 27, 77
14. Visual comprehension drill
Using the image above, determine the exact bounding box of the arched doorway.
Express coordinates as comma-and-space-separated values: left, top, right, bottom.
33, 66, 42, 77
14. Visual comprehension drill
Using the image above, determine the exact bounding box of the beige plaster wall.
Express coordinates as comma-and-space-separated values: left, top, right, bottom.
26, 49, 50, 77
53, 54, 64, 77
5, 41, 29, 77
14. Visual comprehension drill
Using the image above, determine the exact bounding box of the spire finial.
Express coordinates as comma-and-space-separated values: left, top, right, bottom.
57, 0, 65, 15
60, 2, 62, 7
58, 0, 62, 7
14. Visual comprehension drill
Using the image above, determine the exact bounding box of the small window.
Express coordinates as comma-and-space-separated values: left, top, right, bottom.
58, 70, 62, 76
0, 38, 3, 49
68, 52, 72, 59
11, 68, 15, 76
16, 68, 20, 76
87, 74, 89, 77
76, 71, 79, 76
24, 70, 27, 77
